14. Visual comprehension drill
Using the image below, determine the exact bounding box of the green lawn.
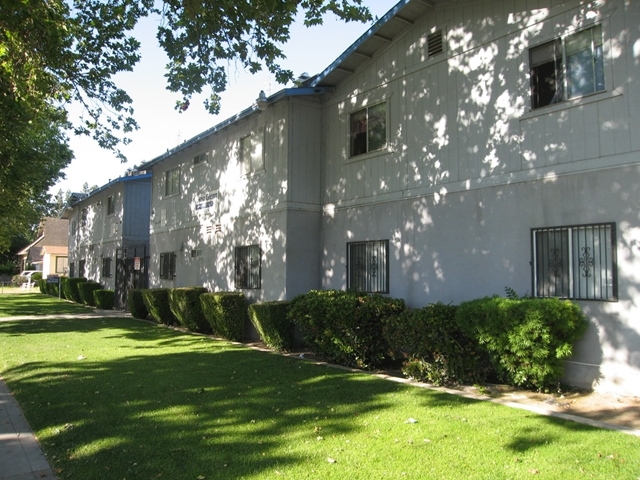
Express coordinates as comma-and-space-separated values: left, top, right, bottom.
0, 295, 638, 479
0, 292, 93, 317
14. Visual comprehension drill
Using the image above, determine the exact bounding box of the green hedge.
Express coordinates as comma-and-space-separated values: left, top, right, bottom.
200, 292, 246, 341
94, 289, 115, 310
169, 287, 211, 333
289, 290, 405, 370
63, 277, 86, 304
141, 288, 178, 325
78, 281, 103, 306
248, 301, 294, 351
456, 296, 588, 390
383, 303, 492, 386
128, 289, 149, 320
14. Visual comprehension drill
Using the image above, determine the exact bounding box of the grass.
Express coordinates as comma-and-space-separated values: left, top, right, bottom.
0, 292, 93, 317
0, 294, 639, 479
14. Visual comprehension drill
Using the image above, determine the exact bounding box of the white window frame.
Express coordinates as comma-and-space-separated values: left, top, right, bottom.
529, 24, 604, 110
107, 195, 116, 215
348, 100, 389, 159
164, 167, 180, 197
240, 130, 264, 175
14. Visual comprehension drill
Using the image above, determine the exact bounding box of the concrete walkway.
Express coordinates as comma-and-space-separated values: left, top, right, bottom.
0, 377, 56, 480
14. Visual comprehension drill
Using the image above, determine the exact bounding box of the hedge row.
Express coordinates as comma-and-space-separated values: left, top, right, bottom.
39, 276, 115, 310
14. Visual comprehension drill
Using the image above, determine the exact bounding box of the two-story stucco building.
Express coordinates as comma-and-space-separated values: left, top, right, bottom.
69, 0, 638, 396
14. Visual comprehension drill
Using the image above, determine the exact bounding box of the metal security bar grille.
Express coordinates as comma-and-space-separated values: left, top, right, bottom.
235, 245, 261, 289
532, 223, 617, 301
159, 252, 176, 280
347, 240, 389, 293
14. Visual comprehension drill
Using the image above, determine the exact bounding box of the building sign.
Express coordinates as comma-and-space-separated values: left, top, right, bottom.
195, 192, 217, 211
134, 257, 141, 271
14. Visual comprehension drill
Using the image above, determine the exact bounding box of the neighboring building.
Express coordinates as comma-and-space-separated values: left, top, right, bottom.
64, 170, 152, 308
134, 0, 638, 396
17, 217, 68, 277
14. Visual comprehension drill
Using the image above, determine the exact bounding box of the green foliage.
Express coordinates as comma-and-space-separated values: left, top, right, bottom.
127, 289, 149, 320
94, 289, 115, 310
456, 296, 589, 390
289, 290, 405, 369
200, 292, 246, 341
45, 279, 60, 297
383, 303, 492, 386
38, 279, 46, 294
168, 287, 211, 333
63, 277, 86, 303
78, 281, 103, 306
141, 289, 178, 325
0, 0, 371, 254
248, 301, 294, 351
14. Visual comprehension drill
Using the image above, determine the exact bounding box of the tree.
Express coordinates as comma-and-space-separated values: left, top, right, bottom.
0, 0, 371, 252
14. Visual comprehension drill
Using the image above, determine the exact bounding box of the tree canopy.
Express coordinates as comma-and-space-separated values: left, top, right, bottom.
0, 0, 371, 252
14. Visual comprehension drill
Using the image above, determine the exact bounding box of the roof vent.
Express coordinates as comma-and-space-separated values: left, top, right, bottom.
427, 30, 444, 57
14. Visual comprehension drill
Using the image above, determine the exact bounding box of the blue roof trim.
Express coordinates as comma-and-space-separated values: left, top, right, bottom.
309, 0, 411, 87
139, 86, 333, 170
71, 173, 152, 206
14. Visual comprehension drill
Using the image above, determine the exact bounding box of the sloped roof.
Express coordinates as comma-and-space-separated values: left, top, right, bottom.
37, 217, 68, 247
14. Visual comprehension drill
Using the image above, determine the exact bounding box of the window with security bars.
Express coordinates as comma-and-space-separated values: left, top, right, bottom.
347, 240, 389, 293
532, 223, 617, 301
159, 252, 176, 280
102, 257, 112, 278
235, 245, 261, 289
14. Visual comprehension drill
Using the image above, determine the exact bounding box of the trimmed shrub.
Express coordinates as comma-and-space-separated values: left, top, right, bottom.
383, 303, 492, 386
63, 277, 87, 303
128, 289, 149, 319
38, 279, 46, 294
141, 288, 178, 325
59, 276, 68, 297
288, 290, 405, 370
78, 281, 103, 306
456, 296, 589, 390
200, 292, 246, 341
248, 301, 294, 351
94, 289, 115, 310
44, 278, 60, 297
169, 287, 211, 333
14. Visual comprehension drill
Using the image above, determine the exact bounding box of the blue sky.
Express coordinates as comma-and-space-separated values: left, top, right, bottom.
55, 1, 392, 194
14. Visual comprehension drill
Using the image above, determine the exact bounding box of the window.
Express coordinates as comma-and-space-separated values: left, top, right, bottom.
107, 195, 115, 215
532, 223, 617, 301
69, 262, 75, 278
350, 102, 387, 157
347, 240, 389, 293
235, 245, 261, 289
164, 168, 180, 196
159, 252, 176, 280
193, 152, 207, 165
240, 132, 264, 174
56, 256, 68, 274
81, 208, 87, 226
190, 249, 203, 258
530, 25, 604, 109
102, 257, 112, 278
71, 220, 77, 235
78, 259, 85, 278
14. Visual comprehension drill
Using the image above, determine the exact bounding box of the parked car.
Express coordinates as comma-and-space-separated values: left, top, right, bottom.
15, 270, 40, 288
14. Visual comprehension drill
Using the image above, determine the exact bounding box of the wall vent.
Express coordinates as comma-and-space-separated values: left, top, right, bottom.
427, 30, 444, 57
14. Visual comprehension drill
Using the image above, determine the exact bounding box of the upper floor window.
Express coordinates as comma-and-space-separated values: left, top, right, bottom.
530, 25, 604, 109
235, 244, 261, 289
347, 240, 389, 293
193, 152, 207, 166
71, 220, 77, 235
159, 252, 177, 280
350, 102, 387, 157
240, 131, 264, 174
532, 222, 617, 301
107, 195, 115, 215
164, 167, 180, 196
81, 208, 88, 226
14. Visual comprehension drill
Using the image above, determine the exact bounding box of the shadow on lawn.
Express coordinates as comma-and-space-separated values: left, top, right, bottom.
1, 319, 406, 478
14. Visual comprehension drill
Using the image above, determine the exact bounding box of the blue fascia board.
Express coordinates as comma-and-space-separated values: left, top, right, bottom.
139, 86, 334, 170
309, 0, 411, 87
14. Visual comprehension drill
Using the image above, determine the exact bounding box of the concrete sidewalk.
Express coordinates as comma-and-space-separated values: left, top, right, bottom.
0, 377, 56, 480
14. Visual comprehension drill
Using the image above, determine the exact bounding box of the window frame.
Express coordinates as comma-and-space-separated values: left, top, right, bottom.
107, 195, 116, 215
235, 244, 261, 289
164, 167, 181, 197
239, 130, 265, 175
55, 256, 68, 274
159, 252, 177, 280
531, 222, 617, 301
529, 24, 604, 110
346, 239, 390, 293
102, 257, 112, 278
349, 101, 388, 159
